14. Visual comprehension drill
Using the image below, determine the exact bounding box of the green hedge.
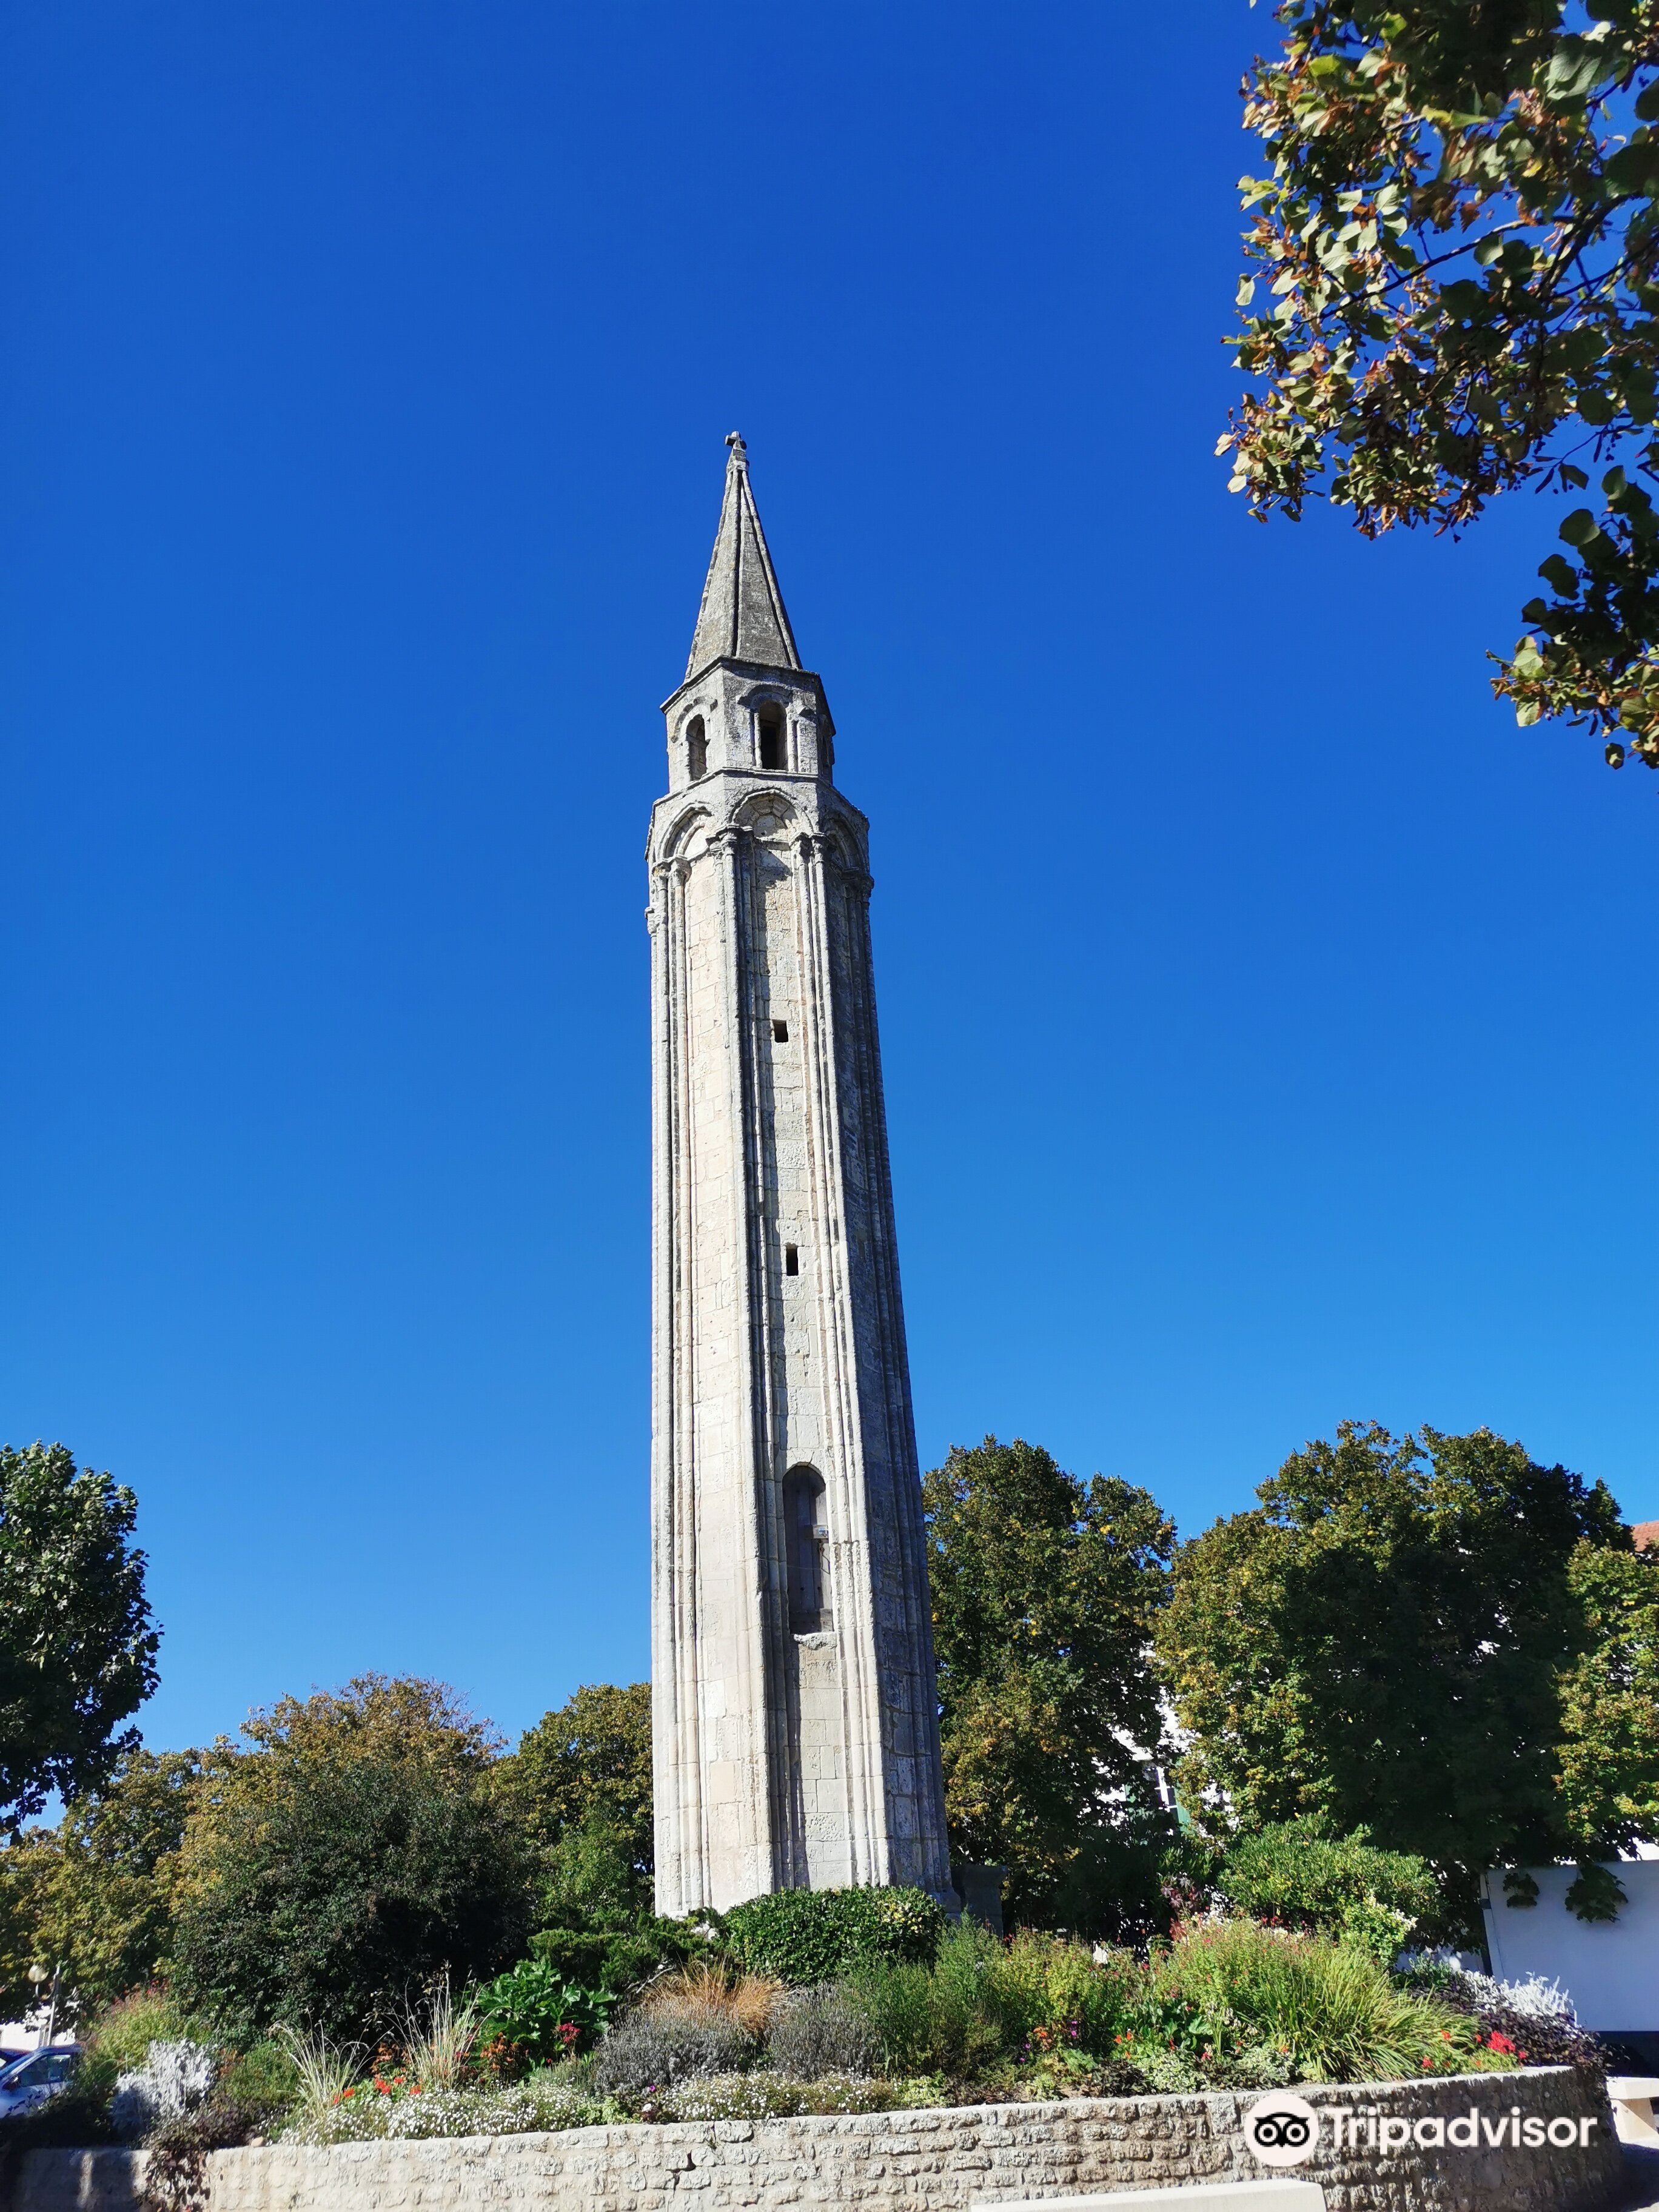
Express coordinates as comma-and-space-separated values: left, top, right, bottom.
1218, 1823, 1442, 1959
722, 1885, 944, 1983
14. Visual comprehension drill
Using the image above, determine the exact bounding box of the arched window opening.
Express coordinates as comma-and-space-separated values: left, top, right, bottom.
686, 714, 708, 781
783, 1466, 830, 1633
757, 702, 786, 772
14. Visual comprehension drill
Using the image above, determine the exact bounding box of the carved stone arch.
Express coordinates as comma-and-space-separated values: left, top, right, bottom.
660, 804, 712, 860
734, 789, 798, 846
819, 808, 870, 874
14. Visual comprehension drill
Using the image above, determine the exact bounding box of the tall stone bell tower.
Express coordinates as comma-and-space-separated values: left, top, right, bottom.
648, 434, 953, 1917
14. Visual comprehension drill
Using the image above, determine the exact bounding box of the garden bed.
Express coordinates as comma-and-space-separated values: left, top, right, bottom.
13, 2068, 1621, 2212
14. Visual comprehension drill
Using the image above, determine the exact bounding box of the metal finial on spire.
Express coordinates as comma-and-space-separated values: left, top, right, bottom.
725, 431, 747, 467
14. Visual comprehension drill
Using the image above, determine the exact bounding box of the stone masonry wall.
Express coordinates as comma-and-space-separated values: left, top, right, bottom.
14, 2069, 1623, 2212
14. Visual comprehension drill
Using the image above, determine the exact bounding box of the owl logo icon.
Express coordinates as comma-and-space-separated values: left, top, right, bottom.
1242, 2090, 1320, 2166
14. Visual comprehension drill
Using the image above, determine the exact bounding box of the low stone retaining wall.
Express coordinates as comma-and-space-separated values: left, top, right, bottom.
12, 2066, 1623, 2212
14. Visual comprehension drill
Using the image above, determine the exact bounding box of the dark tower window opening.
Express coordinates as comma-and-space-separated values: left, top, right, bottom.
784, 1466, 830, 1632
784, 1243, 799, 1276
772, 1019, 789, 1043
686, 715, 708, 780
757, 702, 786, 771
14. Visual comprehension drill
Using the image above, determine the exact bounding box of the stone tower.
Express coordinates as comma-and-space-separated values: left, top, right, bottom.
648, 435, 953, 1917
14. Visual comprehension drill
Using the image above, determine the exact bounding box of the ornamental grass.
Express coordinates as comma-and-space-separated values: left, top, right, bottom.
1148, 1919, 1486, 2083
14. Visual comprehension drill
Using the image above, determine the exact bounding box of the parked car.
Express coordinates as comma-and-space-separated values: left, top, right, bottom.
0, 2045, 81, 2119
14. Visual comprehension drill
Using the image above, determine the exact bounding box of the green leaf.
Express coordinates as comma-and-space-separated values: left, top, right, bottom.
1538, 554, 1578, 594
1637, 79, 1659, 124
1606, 141, 1659, 195
1560, 509, 1600, 546
1543, 38, 1611, 102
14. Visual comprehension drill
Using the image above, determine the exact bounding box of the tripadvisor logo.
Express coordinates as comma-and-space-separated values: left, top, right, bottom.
1242, 2091, 1319, 2166
1242, 2090, 1601, 2165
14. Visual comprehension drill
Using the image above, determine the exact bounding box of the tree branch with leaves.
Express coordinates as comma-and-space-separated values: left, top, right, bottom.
1220, 0, 1659, 770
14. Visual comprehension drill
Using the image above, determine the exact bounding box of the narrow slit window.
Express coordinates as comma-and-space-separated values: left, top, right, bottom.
757, 703, 786, 771
685, 714, 708, 780
772, 1019, 789, 1043
784, 1244, 799, 1276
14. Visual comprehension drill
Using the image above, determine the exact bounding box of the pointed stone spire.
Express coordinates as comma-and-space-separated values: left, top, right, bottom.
685, 433, 802, 681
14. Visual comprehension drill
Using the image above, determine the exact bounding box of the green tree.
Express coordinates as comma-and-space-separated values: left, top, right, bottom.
0, 1443, 159, 1826
0, 1826, 65, 2020
923, 1437, 1176, 1934
1157, 1421, 1634, 1932
170, 1677, 530, 2042
1555, 1539, 1659, 1854
1220, 1, 1659, 771
495, 1682, 654, 1925
32, 1751, 200, 2014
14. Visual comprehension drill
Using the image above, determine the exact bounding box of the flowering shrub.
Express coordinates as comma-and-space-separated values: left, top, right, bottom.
651, 2071, 898, 2123
475, 1958, 611, 2064
280, 2073, 623, 2145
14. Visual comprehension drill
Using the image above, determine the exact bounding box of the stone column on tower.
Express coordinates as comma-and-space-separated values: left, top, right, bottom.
647, 434, 953, 1916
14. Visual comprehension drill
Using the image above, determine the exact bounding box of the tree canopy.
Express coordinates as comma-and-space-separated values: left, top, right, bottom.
0, 1442, 160, 1827
495, 1681, 654, 1926
1221, 0, 1659, 771
923, 1436, 1176, 1934
1156, 1421, 1646, 1931
169, 1677, 529, 2042
0, 1749, 201, 2015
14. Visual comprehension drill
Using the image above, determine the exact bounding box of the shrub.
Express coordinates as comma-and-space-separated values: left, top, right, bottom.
280, 2079, 620, 2145
170, 1678, 530, 2044
111, 2040, 215, 2141
981, 1928, 1134, 2055
215, 2040, 300, 2115
529, 1917, 713, 2000
1218, 1823, 1442, 1961
1417, 1963, 1615, 2076
842, 1959, 941, 2075
1147, 1919, 1490, 2083
590, 2006, 757, 2097
766, 1985, 879, 2079
842, 1922, 1009, 2078
723, 1885, 943, 1984
657, 2071, 896, 2122
144, 2093, 284, 2212
84, 1989, 195, 2076
476, 1957, 611, 2064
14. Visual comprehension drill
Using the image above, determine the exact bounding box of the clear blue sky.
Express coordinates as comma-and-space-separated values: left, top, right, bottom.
4, 4, 1654, 1760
